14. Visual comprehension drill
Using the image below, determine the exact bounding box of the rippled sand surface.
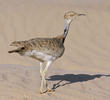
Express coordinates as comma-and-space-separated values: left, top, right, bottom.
0, 0, 110, 99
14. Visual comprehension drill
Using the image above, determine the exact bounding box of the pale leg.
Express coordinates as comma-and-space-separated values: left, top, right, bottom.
40, 62, 44, 94
43, 61, 53, 92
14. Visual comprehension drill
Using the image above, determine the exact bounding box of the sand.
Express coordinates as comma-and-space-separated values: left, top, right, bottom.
0, 0, 110, 100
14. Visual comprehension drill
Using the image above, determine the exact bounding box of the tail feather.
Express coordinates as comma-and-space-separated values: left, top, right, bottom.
8, 49, 19, 53
8, 47, 25, 53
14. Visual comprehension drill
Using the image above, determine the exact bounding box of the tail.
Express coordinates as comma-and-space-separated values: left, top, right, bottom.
8, 47, 25, 53
8, 49, 19, 53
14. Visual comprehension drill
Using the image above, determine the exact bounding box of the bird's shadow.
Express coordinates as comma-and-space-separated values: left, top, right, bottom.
47, 73, 110, 90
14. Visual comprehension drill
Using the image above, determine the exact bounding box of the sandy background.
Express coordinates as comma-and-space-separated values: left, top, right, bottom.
0, 0, 110, 100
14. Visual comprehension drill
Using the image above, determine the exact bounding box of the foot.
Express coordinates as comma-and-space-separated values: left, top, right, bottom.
40, 90, 47, 94
40, 90, 44, 94
47, 88, 55, 93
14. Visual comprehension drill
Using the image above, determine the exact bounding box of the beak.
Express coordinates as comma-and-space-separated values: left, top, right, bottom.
77, 14, 86, 16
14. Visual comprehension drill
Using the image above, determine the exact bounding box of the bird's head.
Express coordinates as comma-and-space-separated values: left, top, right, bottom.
64, 11, 85, 24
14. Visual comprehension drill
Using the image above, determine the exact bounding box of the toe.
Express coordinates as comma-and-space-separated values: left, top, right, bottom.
47, 88, 55, 92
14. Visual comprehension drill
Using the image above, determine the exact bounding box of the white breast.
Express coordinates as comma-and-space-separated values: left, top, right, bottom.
25, 50, 56, 61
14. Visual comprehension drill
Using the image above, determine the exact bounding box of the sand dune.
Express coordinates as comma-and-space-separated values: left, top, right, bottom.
0, 0, 110, 99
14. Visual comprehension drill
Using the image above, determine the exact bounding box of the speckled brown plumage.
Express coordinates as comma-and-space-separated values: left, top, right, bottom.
9, 37, 65, 62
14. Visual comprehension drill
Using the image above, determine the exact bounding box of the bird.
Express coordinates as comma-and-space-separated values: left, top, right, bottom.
8, 11, 85, 94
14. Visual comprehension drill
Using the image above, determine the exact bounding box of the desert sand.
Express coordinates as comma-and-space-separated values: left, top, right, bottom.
0, 0, 110, 100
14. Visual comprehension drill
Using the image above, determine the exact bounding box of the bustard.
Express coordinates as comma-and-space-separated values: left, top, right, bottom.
8, 11, 85, 94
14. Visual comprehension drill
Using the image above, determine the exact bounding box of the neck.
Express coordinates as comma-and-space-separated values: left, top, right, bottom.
56, 19, 72, 44
62, 19, 71, 43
